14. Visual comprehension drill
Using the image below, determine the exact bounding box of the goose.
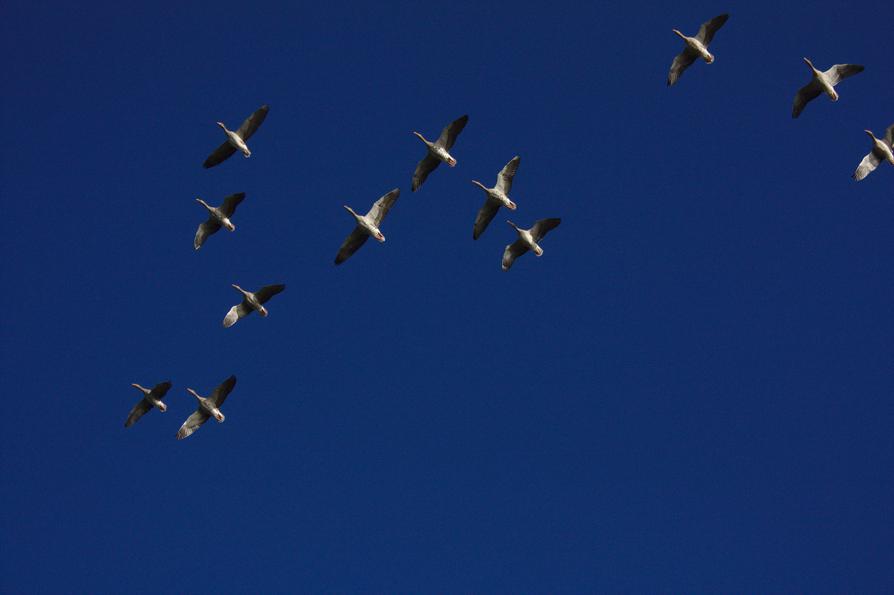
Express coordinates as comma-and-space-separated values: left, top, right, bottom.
223, 283, 286, 328
502, 218, 561, 271
203, 105, 269, 168
472, 156, 520, 240
853, 125, 894, 181
411, 115, 469, 191
125, 381, 172, 427
194, 192, 245, 250
667, 14, 729, 86
335, 188, 400, 264
792, 59, 863, 118
176, 375, 236, 440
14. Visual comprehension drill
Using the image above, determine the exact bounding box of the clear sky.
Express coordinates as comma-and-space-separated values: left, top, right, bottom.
2, 0, 892, 592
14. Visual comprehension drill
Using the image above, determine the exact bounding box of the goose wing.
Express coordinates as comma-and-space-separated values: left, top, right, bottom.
884, 124, 894, 147
203, 141, 236, 168
531, 218, 561, 242
435, 114, 469, 150
667, 47, 699, 86
223, 300, 252, 328
695, 13, 729, 45
194, 218, 222, 250
236, 105, 269, 141
149, 381, 173, 399
208, 375, 237, 408
335, 227, 370, 264
219, 192, 246, 217
853, 151, 881, 181
792, 79, 822, 118
366, 189, 400, 227
473, 197, 501, 240
502, 239, 529, 271
412, 153, 440, 191
495, 156, 520, 195
823, 64, 864, 86
254, 284, 286, 304
124, 398, 153, 428
176, 409, 211, 440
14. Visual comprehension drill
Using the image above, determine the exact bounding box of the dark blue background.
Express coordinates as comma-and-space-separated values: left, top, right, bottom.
2, 0, 892, 591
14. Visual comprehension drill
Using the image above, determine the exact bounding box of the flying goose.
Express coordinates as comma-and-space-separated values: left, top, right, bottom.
667, 14, 729, 86
502, 218, 561, 271
203, 105, 269, 168
335, 188, 400, 264
853, 125, 894, 181
176, 375, 236, 440
472, 156, 520, 240
194, 192, 245, 250
125, 381, 172, 427
411, 115, 469, 191
223, 283, 286, 328
792, 59, 864, 118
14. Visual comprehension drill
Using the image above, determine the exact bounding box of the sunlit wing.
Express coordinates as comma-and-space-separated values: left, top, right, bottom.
366, 189, 400, 227
176, 409, 211, 440
853, 151, 881, 181
236, 105, 269, 141
435, 114, 469, 150
495, 156, 520, 195
502, 239, 529, 271
223, 301, 252, 328
667, 47, 698, 86
195, 218, 222, 250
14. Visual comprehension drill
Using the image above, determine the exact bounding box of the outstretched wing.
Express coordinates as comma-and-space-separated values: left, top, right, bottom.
203, 141, 236, 168
255, 284, 286, 304
335, 227, 370, 265
853, 151, 881, 181
366, 188, 400, 226
695, 13, 729, 45
531, 218, 561, 242
208, 375, 237, 408
823, 64, 864, 86
412, 153, 440, 191
223, 301, 252, 328
667, 47, 699, 86
219, 192, 246, 217
124, 398, 153, 428
236, 105, 269, 141
473, 197, 500, 240
435, 114, 469, 150
502, 239, 529, 271
195, 218, 222, 250
495, 156, 520, 195
792, 79, 821, 118
149, 381, 172, 399
176, 409, 211, 440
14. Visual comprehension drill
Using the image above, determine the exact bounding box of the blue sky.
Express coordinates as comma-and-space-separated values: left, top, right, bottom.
2, 0, 893, 591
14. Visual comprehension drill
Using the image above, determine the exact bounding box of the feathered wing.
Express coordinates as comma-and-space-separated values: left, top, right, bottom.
195, 218, 222, 250
502, 239, 529, 271
335, 227, 370, 264
531, 218, 561, 242
435, 114, 469, 150
696, 13, 729, 45
412, 153, 440, 191
823, 64, 864, 86
219, 193, 246, 217
667, 47, 698, 86
223, 301, 252, 327
853, 151, 881, 181
495, 156, 520, 195
254, 284, 286, 304
124, 398, 153, 428
792, 80, 821, 118
176, 409, 211, 440
203, 141, 237, 168
367, 189, 400, 227
236, 105, 269, 141
884, 124, 894, 147
149, 381, 172, 399
208, 375, 237, 408
473, 198, 501, 240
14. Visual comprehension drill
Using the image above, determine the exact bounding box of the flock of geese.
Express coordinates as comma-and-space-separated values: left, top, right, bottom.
125, 13, 891, 440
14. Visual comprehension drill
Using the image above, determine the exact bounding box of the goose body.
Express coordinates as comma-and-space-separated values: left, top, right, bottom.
203, 105, 269, 168
223, 283, 286, 327
335, 188, 400, 264
194, 192, 245, 249
472, 156, 520, 240
792, 59, 864, 118
176, 375, 236, 440
124, 381, 172, 427
853, 125, 894, 181
667, 14, 729, 86
502, 218, 561, 271
411, 115, 468, 191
